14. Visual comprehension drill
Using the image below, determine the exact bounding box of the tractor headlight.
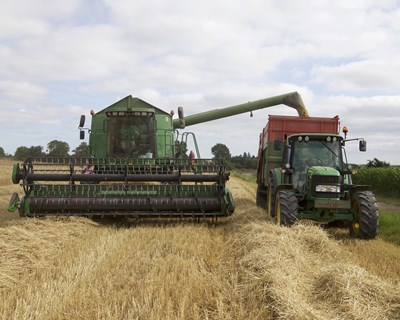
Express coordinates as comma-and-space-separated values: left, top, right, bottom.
315, 185, 340, 193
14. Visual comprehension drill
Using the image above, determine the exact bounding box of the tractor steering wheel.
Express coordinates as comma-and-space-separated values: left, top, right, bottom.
305, 158, 322, 166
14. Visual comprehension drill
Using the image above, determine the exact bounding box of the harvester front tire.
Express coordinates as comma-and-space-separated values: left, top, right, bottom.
350, 191, 378, 239
275, 190, 298, 227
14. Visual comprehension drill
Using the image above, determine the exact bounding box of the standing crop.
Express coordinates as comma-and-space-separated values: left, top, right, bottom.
353, 167, 400, 197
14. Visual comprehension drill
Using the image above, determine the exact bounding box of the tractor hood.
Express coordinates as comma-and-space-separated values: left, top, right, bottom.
307, 166, 340, 177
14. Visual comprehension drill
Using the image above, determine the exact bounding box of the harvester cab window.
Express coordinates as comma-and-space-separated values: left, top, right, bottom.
108, 115, 155, 158
291, 138, 341, 192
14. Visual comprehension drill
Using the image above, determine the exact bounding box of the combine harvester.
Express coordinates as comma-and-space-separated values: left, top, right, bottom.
8, 92, 307, 219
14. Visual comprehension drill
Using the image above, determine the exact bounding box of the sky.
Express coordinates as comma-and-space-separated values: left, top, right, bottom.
1, 0, 399, 164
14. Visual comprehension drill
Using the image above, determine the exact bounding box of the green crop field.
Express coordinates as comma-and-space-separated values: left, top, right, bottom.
353, 166, 400, 198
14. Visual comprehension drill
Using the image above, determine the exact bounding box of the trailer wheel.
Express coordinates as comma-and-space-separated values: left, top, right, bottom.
275, 190, 298, 227
350, 191, 378, 239
256, 184, 267, 209
267, 173, 277, 220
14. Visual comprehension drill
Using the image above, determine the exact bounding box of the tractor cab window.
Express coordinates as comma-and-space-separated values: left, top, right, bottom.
108, 114, 155, 158
290, 137, 342, 192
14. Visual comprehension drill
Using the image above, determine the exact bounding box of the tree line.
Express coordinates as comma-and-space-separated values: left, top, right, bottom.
0, 141, 89, 160
175, 142, 257, 169
1, 141, 255, 167
211, 143, 257, 170
2, 141, 388, 170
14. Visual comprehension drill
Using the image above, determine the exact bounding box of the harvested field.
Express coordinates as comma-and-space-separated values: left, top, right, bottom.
1, 159, 400, 319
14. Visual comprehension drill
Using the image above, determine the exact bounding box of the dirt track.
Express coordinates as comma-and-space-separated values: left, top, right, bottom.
377, 202, 400, 213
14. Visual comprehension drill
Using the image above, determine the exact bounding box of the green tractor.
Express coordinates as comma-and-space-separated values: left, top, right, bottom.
8, 92, 307, 219
256, 115, 378, 239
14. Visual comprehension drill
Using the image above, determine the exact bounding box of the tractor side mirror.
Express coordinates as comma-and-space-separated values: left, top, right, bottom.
79, 115, 85, 128
359, 140, 367, 152
80, 130, 85, 140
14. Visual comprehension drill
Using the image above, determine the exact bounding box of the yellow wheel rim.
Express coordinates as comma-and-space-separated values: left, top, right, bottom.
351, 222, 360, 233
276, 195, 281, 225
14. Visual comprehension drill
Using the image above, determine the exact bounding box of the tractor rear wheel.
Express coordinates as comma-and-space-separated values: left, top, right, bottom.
275, 190, 298, 227
256, 184, 267, 209
350, 191, 378, 239
267, 173, 277, 220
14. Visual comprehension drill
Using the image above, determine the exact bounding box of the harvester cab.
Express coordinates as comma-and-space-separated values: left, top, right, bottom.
79, 97, 175, 159
9, 91, 309, 220
256, 114, 378, 239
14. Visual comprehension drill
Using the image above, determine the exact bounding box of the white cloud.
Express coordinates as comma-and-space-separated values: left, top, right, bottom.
311, 58, 400, 93
0, 0, 399, 164
0, 0, 81, 38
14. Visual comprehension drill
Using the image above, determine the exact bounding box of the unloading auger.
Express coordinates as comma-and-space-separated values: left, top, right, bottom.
8, 92, 306, 218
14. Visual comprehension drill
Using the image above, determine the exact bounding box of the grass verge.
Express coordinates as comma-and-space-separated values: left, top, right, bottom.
231, 170, 257, 183
379, 211, 400, 246
377, 196, 400, 207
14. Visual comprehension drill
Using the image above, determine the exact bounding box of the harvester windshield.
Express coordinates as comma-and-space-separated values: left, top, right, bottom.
108, 114, 156, 158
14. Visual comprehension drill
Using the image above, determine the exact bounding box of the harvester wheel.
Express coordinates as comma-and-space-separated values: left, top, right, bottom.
256, 184, 267, 209
350, 191, 378, 239
275, 190, 298, 227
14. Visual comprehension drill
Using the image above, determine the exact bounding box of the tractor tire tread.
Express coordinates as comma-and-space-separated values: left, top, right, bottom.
353, 191, 379, 239
277, 189, 298, 227
256, 184, 267, 209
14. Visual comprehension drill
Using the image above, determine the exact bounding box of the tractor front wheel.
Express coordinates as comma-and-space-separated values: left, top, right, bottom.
275, 190, 298, 227
350, 191, 378, 239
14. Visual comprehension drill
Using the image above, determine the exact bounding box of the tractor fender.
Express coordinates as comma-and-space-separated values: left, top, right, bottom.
269, 168, 283, 187
349, 185, 370, 197
275, 184, 294, 194
269, 169, 292, 190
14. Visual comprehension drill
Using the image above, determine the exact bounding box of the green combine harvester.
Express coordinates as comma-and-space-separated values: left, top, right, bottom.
8, 92, 307, 218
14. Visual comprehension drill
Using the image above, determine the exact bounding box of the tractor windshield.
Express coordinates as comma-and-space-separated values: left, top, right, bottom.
107, 115, 156, 158
290, 137, 342, 192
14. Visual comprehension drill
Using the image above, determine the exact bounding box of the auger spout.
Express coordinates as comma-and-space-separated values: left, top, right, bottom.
173, 91, 308, 129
